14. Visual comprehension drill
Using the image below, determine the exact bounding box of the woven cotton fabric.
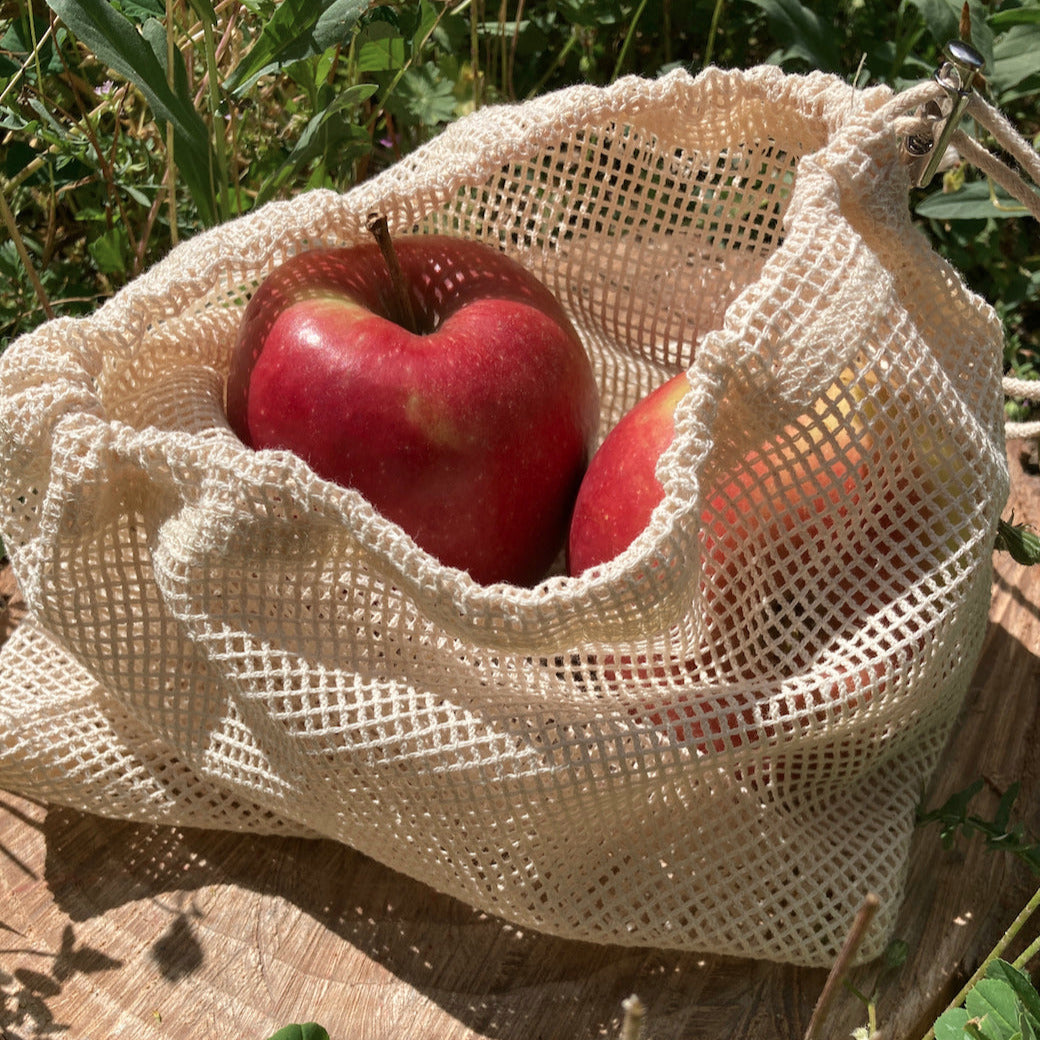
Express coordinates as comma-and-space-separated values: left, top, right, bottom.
0, 65, 1009, 966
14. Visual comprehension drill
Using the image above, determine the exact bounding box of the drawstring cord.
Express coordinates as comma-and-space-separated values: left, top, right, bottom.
884, 69, 1040, 440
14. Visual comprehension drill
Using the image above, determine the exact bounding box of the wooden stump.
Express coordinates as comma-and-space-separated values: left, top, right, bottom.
0, 445, 1037, 1040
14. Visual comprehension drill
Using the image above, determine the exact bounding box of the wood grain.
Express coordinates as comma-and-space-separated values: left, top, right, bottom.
0, 445, 1037, 1040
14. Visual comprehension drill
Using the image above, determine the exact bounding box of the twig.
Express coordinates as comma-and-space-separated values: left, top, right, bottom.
165, 0, 179, 245
0, 186, 54, 321
620, 994, 645, 1040
805, 893, 881, 1040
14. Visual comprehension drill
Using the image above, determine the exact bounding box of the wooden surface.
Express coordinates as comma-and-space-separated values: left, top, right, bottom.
0, 444, 1037, 1040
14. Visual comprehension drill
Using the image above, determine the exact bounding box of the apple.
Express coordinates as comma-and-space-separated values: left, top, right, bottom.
568, 366, 936, 780
226, 217, 599, 587
567, 372, 693, 577
567, 370, 874, 578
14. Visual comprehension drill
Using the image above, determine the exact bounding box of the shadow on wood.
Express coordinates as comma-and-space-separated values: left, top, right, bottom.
23, 800, 828, 1039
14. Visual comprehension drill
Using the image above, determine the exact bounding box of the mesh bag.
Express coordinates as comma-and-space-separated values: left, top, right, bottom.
0, 64, 1020, 966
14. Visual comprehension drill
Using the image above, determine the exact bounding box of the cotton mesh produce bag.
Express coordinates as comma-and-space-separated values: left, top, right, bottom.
0, 63, 1025, 967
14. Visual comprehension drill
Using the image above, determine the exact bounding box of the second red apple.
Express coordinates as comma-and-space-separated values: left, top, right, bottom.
567, 368, 915, 773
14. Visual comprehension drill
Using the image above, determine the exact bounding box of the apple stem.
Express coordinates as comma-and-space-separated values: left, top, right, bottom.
367, 212, 420, 335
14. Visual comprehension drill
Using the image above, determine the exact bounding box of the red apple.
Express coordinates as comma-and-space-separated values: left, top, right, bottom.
568, 370, 874, 579
226, 221, 599, 587
566, 372, 692, 577
568, 367, 931, 778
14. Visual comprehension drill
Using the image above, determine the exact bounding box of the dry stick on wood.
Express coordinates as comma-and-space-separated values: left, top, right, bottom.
804, 892, 881, 1040
367, 212, 420, 335
619, 994, 646, 1040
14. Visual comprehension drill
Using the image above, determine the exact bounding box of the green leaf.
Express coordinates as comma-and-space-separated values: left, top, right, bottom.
994, 782, 1023, 833
141, 17, 191, 104
915, 181, 1033, 220
743, 0, 842, 71
967, 1025, 1005, 1040
224, 0, 366, 94
986, 961, 1040, 1027
88, 225, 129, 275
995, 519, 1040, 566
110, 0, 165, 21
412, 0, 440, 50
1, 15, 65, 78
556, 0, 626, 27
906, 0, 960, 43
918, 779, 984, 830
989, 9, 1040, 30
121, 183, 154, 208
254, 83, 374, 204
42, 0, 217, 225
989, 25, 1040, 99
25, 97, 67, 137
936, 1008, 973, 1040
966, 978, 1025, 1040
185, 0, 217, 25
357, 33, 407, 73
905, 0, 995, 66
265, 1025, 330, 1040
393, 63, 456, 125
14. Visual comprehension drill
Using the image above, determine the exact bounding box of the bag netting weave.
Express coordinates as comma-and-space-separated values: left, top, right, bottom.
0, 65, 1012, 967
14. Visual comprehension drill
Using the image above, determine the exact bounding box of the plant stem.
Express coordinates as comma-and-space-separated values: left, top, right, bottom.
0, 185, 54, 321
917, 883, 1040, 1040
497, 0, 508, 97
804, 893, 880, 1040
365, 2, 451, 136
526, 29, 577, 99
194, 0, 230, 223
165, 0, 179, 245
612, 0, 650, 82
1014, 927, 1040, 971
468, 0, 483, 109
27, 7, 46, 108
507, 0, 525, 99
4, 81, 127, 195
703, 0, 726, 68
367, 213, 419, 334
0, 19, 54, 109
